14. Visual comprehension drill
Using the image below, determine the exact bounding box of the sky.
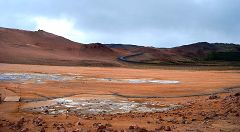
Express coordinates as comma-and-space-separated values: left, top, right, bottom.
0, 0, 240, 47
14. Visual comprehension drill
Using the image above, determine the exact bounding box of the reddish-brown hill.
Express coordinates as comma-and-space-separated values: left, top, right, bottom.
0, 27, 120, 66
1, 27, 240, 66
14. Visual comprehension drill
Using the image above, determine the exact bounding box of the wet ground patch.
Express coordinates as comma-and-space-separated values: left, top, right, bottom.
96, 78, 180, 84
0, 72, 81, 84
0, 72, 180, 84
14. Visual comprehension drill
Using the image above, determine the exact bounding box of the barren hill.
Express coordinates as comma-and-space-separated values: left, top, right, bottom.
110, 42, 240, 66
1, 27, 240, 66
0, 27, 120, 66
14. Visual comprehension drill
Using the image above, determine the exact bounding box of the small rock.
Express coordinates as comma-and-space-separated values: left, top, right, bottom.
105, 123, 112, 127
164, 126, 171, 131
20, 128, 29, 132
209, 94, 220, 100
178, 117, 187, 124
44, 109, 49, 114
57, 126, 66, 132
98, 125, 106, 129
66, 122, 73, 127
155, 126, 165, 131
72, 129, 80, 132
155, 121, 161, 124
52, 123, 58, 128
128, 125, 148, 132
57, 126, 61, 130
236, 113, 239, 116
40, 127, 45, 132
76, 121, 83, 126
204, 111, 217, 120
32, 117, 45, 126
234, 92, 240, 96
191, 118, 197, 121
93, 122, 101, 127
15, 118, 25, 129
129, 125, 135, 130
162, 117, 176, 123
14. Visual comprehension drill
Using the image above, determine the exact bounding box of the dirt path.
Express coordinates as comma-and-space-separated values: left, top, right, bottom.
117, 52, 145, 64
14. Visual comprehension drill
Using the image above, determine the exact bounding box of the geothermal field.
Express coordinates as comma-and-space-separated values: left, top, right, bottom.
0, 63, 240, 131
1, 0, 240, 131
0, 25, 240, 131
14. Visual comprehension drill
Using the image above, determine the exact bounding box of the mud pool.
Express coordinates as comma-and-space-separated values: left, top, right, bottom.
0, 72, 182, 115
23, 97, 183, 115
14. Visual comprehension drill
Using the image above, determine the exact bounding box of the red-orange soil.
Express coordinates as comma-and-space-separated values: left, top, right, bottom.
0, 63, 240, 131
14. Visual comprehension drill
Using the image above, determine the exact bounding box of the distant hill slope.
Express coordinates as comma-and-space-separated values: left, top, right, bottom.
0, 27, 239, 66
0, 27, 120, 66
173, 42, 240, 60
109, 42, 240, 66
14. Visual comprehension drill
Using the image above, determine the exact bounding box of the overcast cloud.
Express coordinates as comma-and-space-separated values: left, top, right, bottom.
0, 0, 240, 47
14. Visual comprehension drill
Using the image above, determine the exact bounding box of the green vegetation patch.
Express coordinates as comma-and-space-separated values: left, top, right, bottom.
206, 52, 240, 61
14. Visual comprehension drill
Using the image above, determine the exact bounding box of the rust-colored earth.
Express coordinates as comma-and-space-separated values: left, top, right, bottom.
0, 63, 240, 131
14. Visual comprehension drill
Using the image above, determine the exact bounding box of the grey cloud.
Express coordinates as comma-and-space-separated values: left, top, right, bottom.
0, 0, 240, 47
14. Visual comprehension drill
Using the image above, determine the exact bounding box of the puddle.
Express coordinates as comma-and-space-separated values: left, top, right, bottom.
23, 96, 183, 115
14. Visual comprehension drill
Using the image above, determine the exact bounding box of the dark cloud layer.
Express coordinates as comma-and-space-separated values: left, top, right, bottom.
0, 0, 240, 47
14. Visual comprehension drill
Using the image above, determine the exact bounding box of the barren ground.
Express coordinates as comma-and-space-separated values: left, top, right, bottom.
0, 63, 240, 132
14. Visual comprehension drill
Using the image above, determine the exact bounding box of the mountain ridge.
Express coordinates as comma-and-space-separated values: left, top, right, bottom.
0, 27, 240, 66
